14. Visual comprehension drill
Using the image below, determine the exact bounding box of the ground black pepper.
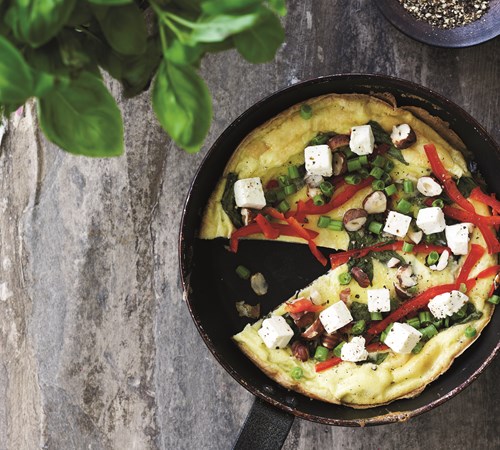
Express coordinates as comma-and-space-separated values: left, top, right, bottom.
398, 0, 490, 29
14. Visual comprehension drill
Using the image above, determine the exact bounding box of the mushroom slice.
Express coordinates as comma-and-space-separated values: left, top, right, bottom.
332, 152, 347, 176
363, 191, 387, 214
390, 124, 417, 149
394, 282, 412, 300
327, 134, 350, 150
351, 267, 370, 288
301, 318, 324, 340
343, 208, 368, 231
430, 250, 450, 272
396, 264, 417, 288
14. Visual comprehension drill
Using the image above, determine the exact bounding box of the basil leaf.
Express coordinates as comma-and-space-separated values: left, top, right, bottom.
350, 302, 371, 321
348, 256, 374, 282
454, 303, 483, 325
96, 3, 147, 56
221, 173, 244, 228
371, 250, 406, 265
368, 120, 409, 165
37, 72, 124, 156
152, 60, 212, 153
387, 147, 409, 166
202, 0, 263, 14
88, 0, 132, 4
457, 176, 478, 198
58, 29, 91, 69
164, 40, 205, 66
0, 36, 34, 103
5, 0, 76, 47
268, 0, 287, 16
190, 12, 261, 42
234, 8, 285, 63
374, 353, 388, 365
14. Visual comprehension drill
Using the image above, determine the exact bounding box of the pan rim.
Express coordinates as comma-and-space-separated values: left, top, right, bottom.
178, 73, 500, 426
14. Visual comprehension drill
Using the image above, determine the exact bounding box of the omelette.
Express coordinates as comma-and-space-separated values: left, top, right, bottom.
199, 93, 500, 407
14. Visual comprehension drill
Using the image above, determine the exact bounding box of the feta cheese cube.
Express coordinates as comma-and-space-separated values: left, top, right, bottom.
430, 249, 450, 271
257, 316, 294, 349
445, 223, 472, 255
417, 177, 443, 197
234, 177, 266, 210
367, 288, 391, 312
428, 290, 469, 319
384, 322, 422, 354
383, 211, 412, 237
349, 125, 375, 155
304, 145, 333, 177
341, 336, 369, 362
319, 301, 353, 334
416, 207, 446, 235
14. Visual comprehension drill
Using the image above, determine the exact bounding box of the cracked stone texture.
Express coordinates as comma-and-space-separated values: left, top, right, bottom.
0, 1, 498, 449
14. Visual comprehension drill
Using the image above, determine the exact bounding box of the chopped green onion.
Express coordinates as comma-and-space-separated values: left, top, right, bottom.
275, 189, 286, 202
419, 311, 432, 327
385, 160, 395, 172
338, 272, 352, 285
277, 199, 290, 213
403, 179, 414, 193
407, 286, 418, 295
370, 311, 383, 321
373, 155, 386, 168
426, 251, 439, 265
288, 165, 300, 179
348, 159, 362, 172
293, 178, 305, 190
358, 168, 370, 178
358, 155, 369, 166
345, 174, 361, 185
352, 320, 366, 335
411, 341, 424, 354
333, 341, 345, 357
290, 366, 303, 380
402, 242, 414, 252
432, 319, 443, 329
320, 181, 334, 197
343, 148, 355, 159
370, 166, 384, 179
380, 323, 393, 343
487, 294, 500, 305
327, 220, 344, 231
425, 233, 437, 244
419, 324, 438, 340
444, 317, 451, 328
314, 346, 329, 361
397, 198, 412, 214
451, 304, 467, 321
384, 184, 397, 196
235, 265, 251, 280
432, 198, 444, 208
313, 194, 325, 206
284, 184, 297, 196
465, 326, 476, 338
278, 175, 290, 187
381, 172, 392, 184
300, 104, 312, 120
406, 317, 420, 329
317, 216, 331, 228
368, 221, 384, 234
372, 180, 385, 191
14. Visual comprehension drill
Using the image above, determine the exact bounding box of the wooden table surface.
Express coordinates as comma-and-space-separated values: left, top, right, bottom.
0, 1, 498, 449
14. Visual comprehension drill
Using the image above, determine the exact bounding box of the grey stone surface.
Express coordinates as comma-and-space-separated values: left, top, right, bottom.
0, 1, 498, 449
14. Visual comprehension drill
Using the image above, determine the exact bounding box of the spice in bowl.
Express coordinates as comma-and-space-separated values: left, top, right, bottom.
398, 0, 490, 29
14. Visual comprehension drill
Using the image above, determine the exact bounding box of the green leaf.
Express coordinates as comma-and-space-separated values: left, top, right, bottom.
221, 173, 244, 228
96, 3, 147, 55
350, 302, 371, 322
268, 0, 287, 16
457, 176, 477, 198
234, 8, 284, 63
371, 250, 406, 265
58, 29, 92, 69
152, 60, 212, 152
88, 0, 132, 4
190, 12, 261, 43
37, 72, 124, 157
348, 256, 374, 283
164, 40, 205, 66
201, 0, 263, 14
387, 147, 409, 166
5, 0, 76, 47
0, 35, 34, 103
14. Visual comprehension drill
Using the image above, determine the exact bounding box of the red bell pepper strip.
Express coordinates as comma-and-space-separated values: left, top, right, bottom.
470, 187, 500, 213
464, 264, 500, 292
315, 343, 389, 373
441, 205, 500, 225
424, 143, 476, 213
229, 222, 318, 253
285, 298, 324, 314
329, 241, 450, 270
367, 283, 459, 336
456, 244, 485, 284
255, 214, 280, 239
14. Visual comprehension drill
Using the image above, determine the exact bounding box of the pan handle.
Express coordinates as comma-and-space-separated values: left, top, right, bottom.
233, 397, 295, 450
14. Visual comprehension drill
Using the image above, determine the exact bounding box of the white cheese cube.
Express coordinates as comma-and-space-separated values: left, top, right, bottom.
416, 207, 446, 235
383, 211, 412, 237
417, 177, 443, 197
445, 223, 472, 255
428, 290, 469, 319
367, 288, 391, 312
384, 322, 422, 354
304, 145, 333, 177
349, 125, 375, 155
430, 249, 449, 271
319, 301, 353, 334
341, 336, 369, 362
234, 177, 266, 210
257, 316, 294, 349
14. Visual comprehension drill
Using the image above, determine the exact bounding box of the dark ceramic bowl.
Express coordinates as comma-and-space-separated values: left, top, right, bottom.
377, 0, 500, 48
179, 74, 500, 448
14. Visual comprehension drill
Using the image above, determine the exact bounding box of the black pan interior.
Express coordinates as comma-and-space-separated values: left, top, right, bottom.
179, 74, 500, 425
